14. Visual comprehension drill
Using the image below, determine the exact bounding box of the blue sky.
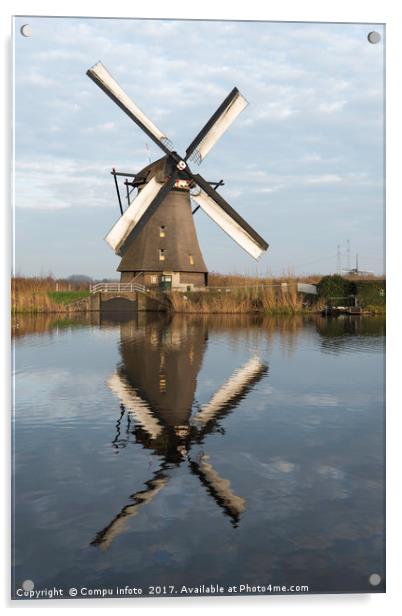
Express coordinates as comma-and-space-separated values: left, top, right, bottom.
13, 16, 385, 278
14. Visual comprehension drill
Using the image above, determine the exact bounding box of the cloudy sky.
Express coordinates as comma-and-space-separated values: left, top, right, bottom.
13, 16, 384, 278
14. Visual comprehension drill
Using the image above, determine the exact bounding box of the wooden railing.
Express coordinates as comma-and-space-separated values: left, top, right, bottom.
90, 282, 146, 294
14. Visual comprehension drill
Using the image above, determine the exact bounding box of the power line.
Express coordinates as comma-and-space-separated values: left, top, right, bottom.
296, 254, 336, 268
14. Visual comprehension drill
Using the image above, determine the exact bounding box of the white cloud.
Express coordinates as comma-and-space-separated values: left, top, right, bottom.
300, 153, 322, 163
318, 100, 347, 114
303, 394, 339, 407
305, 174, 343, 185
254, 186, 283, 194
45, 99, 81, 112
18, 69, 55, 87
33, 49, 87, 62
244, 104, 297, 125
15, 157, 119, 210
222, 188, 244, 200
81, 121, 116, 134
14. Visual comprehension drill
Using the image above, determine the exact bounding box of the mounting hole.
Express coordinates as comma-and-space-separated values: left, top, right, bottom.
20, 24, 32, 37
367, 31, 381, 44
369, 573, 382, 586
22, 579, 35, 591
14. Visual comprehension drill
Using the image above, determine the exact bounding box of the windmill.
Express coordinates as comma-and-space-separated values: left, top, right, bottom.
86, 62, 269, 291
90, 315, 268, 549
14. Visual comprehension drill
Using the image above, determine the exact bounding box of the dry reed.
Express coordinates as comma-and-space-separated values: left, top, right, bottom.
12, 273, 383, 315
11, 276, 90, 314
169, 281, 306, 314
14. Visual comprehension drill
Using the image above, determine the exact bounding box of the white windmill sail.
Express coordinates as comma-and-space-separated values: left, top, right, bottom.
105, 177, 163, 255
94, 475, 168, 551
195, 453, 246, 516
186, 88, 248, 164
193, 356, 265, 426
107, 372, 162, 440
191, 189, 265, 260
87, 62, 173, 150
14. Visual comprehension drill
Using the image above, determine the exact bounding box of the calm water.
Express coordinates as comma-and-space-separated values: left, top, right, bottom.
12, 313, 385, 598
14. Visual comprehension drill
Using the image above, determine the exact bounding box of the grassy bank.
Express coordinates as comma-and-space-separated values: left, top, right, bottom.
47, 290, 91, 305
11, 277, 90, 314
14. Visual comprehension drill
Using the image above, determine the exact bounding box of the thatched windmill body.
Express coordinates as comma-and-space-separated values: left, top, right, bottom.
87, 62, 269, 290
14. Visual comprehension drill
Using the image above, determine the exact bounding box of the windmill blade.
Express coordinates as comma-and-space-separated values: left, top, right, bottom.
105, 173, 177, 255
189, 454, 246, 524
193, 356, 267, 428
191, 173, 268, 260
107, 373, 163, 440
105, 176, 162, 255
91, 468, 168, 550
185, 87, 248, 164
87, 62, 173, 155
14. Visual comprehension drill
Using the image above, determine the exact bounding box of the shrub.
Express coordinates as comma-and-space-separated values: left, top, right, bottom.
317, 275, 356, 305
355, 280, 386, 308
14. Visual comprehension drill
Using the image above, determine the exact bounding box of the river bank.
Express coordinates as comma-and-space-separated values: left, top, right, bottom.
11, 275, 385, 315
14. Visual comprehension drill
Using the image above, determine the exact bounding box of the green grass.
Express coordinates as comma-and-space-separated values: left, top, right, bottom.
47, 290, 90, 305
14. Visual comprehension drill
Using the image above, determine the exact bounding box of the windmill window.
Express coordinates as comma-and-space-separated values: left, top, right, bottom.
159, 249, 165, 261
189, 254, 194, 265
159, 375, 166, 392
159, 226, 166, 237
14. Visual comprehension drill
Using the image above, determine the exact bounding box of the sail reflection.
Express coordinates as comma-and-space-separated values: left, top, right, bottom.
91, 314, 268, 549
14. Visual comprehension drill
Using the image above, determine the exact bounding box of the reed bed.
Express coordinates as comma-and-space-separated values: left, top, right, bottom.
11, 313, 93, 339
12, 274, 383, 315
208, 272, 322, 288
208, 271, 383, 287
169, 282, 307, 314
11, 277, 90, 314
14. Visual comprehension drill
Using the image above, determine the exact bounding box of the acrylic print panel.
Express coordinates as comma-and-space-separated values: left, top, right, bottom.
12, 16, 385, 600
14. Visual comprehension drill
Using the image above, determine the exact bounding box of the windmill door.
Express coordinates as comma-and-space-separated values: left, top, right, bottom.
160, 275, 172, 291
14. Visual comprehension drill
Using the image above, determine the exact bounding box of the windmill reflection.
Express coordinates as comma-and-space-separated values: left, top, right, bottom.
91, 315, 268, 550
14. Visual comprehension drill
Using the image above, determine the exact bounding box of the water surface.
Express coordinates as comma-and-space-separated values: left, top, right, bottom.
12, 313, 385, 597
